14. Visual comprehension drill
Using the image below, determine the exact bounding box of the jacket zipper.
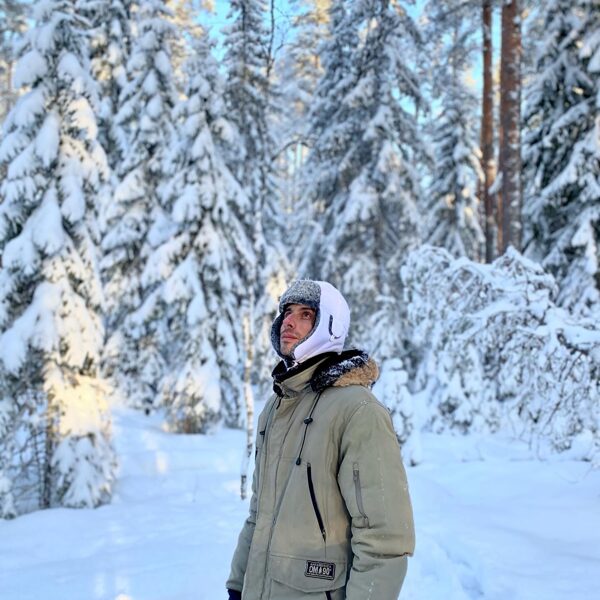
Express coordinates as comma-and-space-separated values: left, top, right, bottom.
257, 395, 281, 600
260, 394, 310, 599
353, 463, 370, 527
307, 462, 326, 543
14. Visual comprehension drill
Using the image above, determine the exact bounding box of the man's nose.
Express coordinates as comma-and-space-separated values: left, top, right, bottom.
282, 314, 295, 329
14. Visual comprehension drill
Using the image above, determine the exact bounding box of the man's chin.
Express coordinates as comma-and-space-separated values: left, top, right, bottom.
280, 341, 295, 357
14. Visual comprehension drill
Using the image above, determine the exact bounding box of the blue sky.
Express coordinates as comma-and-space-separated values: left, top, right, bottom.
200, 0, 498, 96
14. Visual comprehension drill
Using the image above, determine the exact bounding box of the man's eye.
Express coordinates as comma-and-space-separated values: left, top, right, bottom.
303, 312, 312, 319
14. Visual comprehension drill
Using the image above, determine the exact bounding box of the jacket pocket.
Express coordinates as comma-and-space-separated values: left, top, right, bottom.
307, 462, 326, 542
269, 553, 346, 597
352, 463, 370, 528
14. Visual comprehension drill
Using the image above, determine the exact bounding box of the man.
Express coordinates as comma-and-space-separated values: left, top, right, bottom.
227, 280, 415, 600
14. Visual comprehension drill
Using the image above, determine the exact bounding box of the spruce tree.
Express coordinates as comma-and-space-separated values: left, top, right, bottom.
222, 0, 275, 231
300, 0, 425, 348
83, 0, 133, 172
523, 0, 600, 319
165, 0, 204, 92
428, 90, 484, 259
139, 34, 255, 431
272, 0, 330, 246
425, 1, 484, 260
0, 0, 115, 515
222, 0, 286, 390
276, 0, 330, 149
100, 0, 178, 407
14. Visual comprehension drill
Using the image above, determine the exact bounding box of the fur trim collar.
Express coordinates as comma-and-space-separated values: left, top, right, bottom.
311, 350, 378, 392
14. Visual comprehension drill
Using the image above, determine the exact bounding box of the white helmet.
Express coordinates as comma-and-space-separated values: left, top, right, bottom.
271, 280, 350, 363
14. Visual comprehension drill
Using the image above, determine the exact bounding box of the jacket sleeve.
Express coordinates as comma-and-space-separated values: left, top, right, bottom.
337, 397, 415, 600
226, 413, 264, 593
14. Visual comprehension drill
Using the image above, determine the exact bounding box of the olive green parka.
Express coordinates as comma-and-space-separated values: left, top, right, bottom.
227, 351, 415, 599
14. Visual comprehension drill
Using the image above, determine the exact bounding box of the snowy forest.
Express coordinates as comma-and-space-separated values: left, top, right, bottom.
0, 0, 599, 565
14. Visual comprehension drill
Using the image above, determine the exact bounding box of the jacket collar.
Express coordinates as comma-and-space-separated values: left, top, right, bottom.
272, 354, 333, 397
272, 350, 379, 397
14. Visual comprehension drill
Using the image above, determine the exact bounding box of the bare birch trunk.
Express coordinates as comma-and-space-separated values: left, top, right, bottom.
498, 0, 522, 253
240, 302, 255, 501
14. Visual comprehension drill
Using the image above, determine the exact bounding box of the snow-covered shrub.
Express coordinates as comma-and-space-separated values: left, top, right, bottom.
375, 357, 422, 466
401, 246, 600, 460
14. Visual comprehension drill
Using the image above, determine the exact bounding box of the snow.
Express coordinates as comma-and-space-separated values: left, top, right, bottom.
57, 52, 86, 91
35, 111, 60, 167
154, 50, 171, 77
0, 405, 598, 600
11, 88, 46, 130
7, 142, 35, 180
13, 49, 47, 88
2, 217, 39, 276
32, 187, 65, 254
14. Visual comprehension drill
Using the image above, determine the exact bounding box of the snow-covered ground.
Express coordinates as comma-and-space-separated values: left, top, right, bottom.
0, 405, 598, 600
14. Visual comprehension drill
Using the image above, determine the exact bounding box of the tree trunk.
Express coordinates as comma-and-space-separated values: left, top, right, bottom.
498, 0, 522, 253
41, 398, 57, 509
481, 0, 496, 262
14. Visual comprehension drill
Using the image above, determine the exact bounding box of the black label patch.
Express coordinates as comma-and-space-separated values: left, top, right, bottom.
304, 560, 335, 580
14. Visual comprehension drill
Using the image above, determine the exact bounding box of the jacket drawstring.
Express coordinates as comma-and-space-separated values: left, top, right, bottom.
295, 391, 323, 465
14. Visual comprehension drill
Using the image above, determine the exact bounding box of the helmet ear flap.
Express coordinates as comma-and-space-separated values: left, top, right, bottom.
328, 315, 344, 341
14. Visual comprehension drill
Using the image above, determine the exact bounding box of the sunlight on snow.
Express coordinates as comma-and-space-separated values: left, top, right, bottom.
155, 452, 169, 474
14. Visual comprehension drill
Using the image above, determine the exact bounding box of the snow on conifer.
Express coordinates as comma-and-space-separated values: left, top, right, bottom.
222, 0, 275, 222
222, 0, 288, 391
100, 0, 179, 408
274, 0, 330, 154
0, 0, 28, 126
300, 0, 425, 348
523, 0, 600, 320
83, 0, 133, 172
165, 0, 204, 93
130, 33, 255, 431
427, 90, 484, 259
272, 0, 330, 264
425, 0, 484, 260
0, 0, 115, 515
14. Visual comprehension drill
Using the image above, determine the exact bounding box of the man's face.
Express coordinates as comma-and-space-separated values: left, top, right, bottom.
279, 303, 316, 357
